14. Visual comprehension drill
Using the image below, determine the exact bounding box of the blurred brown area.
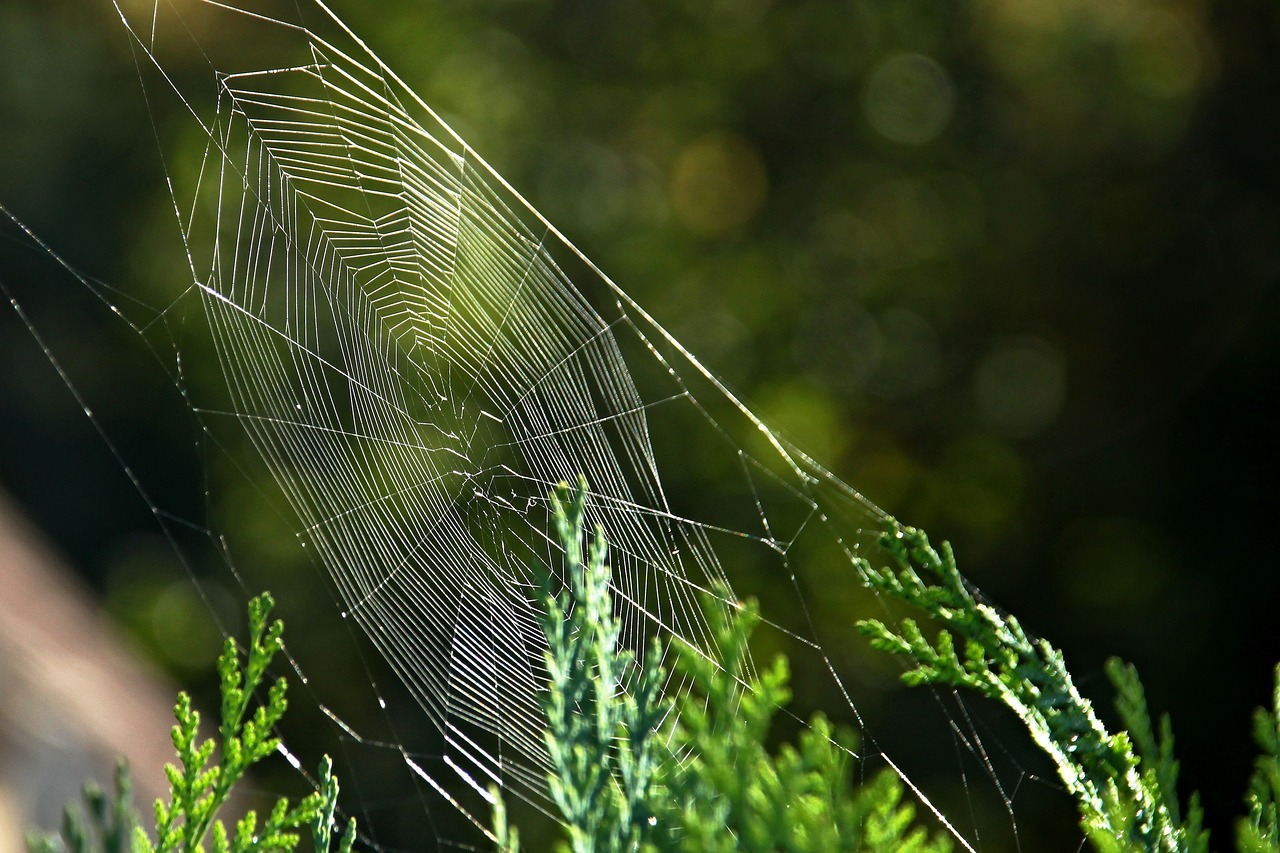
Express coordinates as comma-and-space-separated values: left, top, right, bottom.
1, 0, 1278, 849
0, 489, 174, 848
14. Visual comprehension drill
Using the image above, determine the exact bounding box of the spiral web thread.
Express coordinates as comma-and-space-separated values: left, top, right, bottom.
18, 0, 1052, 848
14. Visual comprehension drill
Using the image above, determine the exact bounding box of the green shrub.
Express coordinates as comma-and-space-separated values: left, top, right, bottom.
523, 479, 950, 852
522, 484, 1280, 852
856, 518, 1280, 853
28, 593, 355, 853
38, 492, 1280, 852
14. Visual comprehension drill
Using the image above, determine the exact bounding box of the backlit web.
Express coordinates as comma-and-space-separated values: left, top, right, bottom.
7, 1, 1066, 849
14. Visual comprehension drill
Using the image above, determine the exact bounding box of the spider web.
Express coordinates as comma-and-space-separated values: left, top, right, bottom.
3, 1, 1069, 849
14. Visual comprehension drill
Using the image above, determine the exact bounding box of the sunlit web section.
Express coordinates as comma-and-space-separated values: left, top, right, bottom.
77, 0, 1059, 849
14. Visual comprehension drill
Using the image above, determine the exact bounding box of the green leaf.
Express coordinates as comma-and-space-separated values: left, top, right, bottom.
856, 517, 1223, 853
31, 593, 359, 853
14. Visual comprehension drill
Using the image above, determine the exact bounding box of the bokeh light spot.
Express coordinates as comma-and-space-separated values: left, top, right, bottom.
862, 53, 956, 145
669, 132, 768, 237
868, 309, 942, 399
149, 581, 221, 670
934, 434, 1026, 539
794, 303, 883, 393
104, 534, 224, 673
750, 381, 847, 467
1119, 9, 1206, 100
972, 337, 1066, 437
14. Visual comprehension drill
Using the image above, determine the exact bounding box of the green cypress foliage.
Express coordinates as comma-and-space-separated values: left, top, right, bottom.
28, 593, 355, 853
649, 590, 950, 853
535, 479, 668, 853
856, 517, 1280, 853
530, 479, 951, 852
1239, 665, 1280, 853
35, 494, 1280, 852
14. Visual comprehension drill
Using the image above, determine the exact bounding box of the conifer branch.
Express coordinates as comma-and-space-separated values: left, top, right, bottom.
29, 594, 355, 853
856, 518, 1213, 852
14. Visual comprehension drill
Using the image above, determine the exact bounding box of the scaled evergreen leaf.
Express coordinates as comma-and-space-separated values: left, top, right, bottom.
535, 478, 668, 853
648, 587, 950, 853
529, 480, 951, 852
30, 593, 355, 853
1239, 664, 1280, 852
26, 761, 135, 853
856, 518, 1221, 853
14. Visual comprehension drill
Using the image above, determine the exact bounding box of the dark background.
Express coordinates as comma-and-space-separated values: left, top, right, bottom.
2, 0, 1278, 849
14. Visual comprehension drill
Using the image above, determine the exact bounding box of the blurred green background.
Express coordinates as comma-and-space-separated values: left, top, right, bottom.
1, 0, 1278, 849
